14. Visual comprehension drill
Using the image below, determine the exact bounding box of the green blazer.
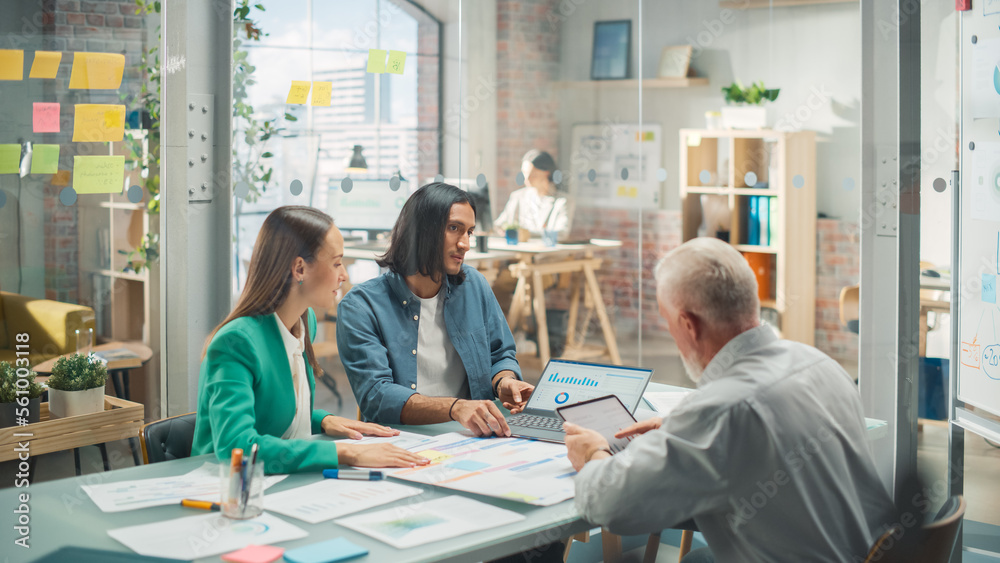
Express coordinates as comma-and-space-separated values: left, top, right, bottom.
191, 310, 339, 473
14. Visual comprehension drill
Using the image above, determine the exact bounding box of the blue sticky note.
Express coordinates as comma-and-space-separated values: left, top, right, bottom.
983, 273, 997, 304
283, 538, 368, 563
448, 459, 491, 471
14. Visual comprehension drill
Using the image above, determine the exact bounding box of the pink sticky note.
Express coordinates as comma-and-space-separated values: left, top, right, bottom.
221, 544, 285, 563
33, 102, 60, 133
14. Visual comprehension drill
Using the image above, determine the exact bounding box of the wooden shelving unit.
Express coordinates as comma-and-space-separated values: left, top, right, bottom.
679, 128, 816, 345
552, 77, 710, 90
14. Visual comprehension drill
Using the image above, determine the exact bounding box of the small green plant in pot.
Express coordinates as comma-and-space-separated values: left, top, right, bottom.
720, 80, 780, 129
47, 354, 108, 418
0, 362, 45, 427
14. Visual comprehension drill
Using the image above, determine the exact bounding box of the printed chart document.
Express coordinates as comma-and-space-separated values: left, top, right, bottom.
264, 479, 424, 524
386, 432, 577, 506
335, 495, 524, 549
338, 431, 443, 474
109, 512, 306, 560
83, 462, 287, 512
644, 391, 692, 417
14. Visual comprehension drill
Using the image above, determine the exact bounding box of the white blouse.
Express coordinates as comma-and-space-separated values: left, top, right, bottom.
274, 314, 312, 440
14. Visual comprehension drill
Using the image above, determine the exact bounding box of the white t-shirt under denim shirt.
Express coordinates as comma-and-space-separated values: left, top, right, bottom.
274, 314, 312, 440
415, 289, 470, 400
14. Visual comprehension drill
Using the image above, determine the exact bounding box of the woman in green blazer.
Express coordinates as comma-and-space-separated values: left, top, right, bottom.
192, 206, 429, 473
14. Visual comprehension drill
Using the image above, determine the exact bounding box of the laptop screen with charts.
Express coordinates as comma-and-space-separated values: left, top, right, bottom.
506, 359, 653, 443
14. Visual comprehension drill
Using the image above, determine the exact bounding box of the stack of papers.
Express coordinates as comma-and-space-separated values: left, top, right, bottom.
264, 479, 423, 524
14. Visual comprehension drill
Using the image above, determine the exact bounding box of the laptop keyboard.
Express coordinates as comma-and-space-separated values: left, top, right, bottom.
508, 414, 564, 432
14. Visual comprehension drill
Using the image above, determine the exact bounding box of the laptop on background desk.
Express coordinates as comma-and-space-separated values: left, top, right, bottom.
507, 359, 653, 443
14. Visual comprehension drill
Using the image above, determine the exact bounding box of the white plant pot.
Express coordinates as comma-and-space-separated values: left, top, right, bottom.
48, 386, 105, 418
721, 106, 767, 130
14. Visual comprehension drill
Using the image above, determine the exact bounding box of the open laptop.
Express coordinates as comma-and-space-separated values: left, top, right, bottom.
507, 359, 653, 443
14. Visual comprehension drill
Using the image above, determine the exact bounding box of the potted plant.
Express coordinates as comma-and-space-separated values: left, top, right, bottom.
720, 80, 780, 129
47, 354, 108, 418
0, 362, 44, 427
503, 221, 521, 245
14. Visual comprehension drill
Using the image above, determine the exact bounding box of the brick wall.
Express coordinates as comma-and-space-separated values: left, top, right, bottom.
496, 0, 561, 200
37, 0, 146, 303
814, 218, 860, 363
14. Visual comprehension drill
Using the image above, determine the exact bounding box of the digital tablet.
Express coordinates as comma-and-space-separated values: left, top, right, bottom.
555, 394, 637, 454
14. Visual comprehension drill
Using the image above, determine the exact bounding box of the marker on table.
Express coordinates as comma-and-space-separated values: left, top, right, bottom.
180, 499, 221, 511
323, 469, 383, 481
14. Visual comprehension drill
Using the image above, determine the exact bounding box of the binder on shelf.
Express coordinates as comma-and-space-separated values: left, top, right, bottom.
748, 197, 760, 246
758, 196, 770, 246
769, 197, 778, 247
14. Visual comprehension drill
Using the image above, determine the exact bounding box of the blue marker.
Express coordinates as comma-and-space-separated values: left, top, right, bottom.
323, 469, 383, 481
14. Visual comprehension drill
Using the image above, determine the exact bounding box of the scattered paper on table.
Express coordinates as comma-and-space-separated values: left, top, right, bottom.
311, 81, 332, 106
264, 478, 423, 524
0, 144, 20, 174
68, 52, 125, 89
0, 49, 24, 80
335, 495, 524, 549
286, 81, 310, 104
643, 391, 692, 417
73, 104, 125, 142
82, 461, 288, 512
338, 431, 445, 475
29, 51, 62, 79
33, 102, 61, 133
367, 49, 386, 73
387, 50, 406, 75
108, 512, 306, 560
30, 144, 60, 175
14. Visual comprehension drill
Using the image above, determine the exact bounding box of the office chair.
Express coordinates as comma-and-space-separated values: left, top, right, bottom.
862, 495, 966, 563
139, 412, 196, 464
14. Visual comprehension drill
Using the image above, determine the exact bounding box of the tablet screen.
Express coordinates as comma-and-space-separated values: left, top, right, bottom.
556, 395, 637, 453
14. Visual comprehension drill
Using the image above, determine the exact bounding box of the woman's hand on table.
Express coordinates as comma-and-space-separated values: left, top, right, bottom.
337, 443, 430, 468
322, 415, 399, 440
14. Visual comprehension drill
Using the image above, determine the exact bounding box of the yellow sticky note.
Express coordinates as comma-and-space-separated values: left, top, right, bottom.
68, 52, 125, 89
52, 170, 71, 186
0, 49, 24, 81
0, 144, 20, 174
73, 155, 125, 194
416, 450, 451, 463
286, 81, 310, 104
387, 50, 406, 75
73, 104, 126, 142
686, 134, 702, 147
30, 144, 60, 175
29, 51, 62, 79
311, 81, 332, 106
367, 49, 386, 73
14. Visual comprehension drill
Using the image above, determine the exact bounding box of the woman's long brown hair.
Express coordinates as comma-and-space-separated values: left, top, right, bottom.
202, 206, 334, 378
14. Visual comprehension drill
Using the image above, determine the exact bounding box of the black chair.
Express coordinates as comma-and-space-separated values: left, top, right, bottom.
863, 495, 966, 563
139, 412, 196, 464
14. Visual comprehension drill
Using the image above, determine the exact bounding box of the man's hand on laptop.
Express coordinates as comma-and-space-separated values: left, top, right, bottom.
614, 417, 663, 440
498, 377, 535, 414
453, 400, 512, 437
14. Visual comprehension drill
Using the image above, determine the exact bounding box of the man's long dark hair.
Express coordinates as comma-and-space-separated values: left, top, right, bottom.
377, 182, 477, 286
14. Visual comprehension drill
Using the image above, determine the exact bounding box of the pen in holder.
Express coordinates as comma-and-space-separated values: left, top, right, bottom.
220, 460, 264, 519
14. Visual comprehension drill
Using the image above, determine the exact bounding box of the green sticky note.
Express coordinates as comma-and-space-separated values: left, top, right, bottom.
30, 144, 60, 174
367, 49, 386, 73
73, 155, 125, 194
387, 50, 406, 75
0, 144, 20, 174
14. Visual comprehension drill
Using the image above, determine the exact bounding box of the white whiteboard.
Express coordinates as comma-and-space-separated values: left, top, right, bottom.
957, 13, 1000, 418
570, 123, 661, 209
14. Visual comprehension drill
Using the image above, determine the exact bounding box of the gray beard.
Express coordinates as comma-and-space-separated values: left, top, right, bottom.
681, 352, 704, 384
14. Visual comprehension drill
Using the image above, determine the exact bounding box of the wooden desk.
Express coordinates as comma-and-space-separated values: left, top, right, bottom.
33, 341, 154, 402
488, 238, 623, 365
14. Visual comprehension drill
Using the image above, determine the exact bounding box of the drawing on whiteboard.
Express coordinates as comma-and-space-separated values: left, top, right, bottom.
972, 144, 1000, 221
971, 39, 1000, 118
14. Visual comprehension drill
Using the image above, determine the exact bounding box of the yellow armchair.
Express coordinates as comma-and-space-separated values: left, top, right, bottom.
0, 291, 96, 366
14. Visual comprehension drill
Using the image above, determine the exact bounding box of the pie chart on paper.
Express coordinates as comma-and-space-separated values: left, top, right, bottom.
994, 63, 1000, 95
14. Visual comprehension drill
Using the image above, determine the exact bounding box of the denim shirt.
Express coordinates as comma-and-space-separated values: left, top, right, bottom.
337, 264, 521, 424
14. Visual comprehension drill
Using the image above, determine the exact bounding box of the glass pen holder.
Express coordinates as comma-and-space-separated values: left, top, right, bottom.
75, 327, 94, 355
220, 461, 265, 519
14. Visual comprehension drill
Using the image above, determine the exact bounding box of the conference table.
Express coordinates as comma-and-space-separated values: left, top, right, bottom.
0, 383, 887, 563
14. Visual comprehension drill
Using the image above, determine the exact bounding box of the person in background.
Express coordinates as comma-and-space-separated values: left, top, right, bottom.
337, 182, 534, 436
565, 238, 894, 563
494, 150, 571, 238
192, 206, 429, 473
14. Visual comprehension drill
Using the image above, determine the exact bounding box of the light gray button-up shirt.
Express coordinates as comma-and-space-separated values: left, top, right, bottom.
575, 326, 895, 562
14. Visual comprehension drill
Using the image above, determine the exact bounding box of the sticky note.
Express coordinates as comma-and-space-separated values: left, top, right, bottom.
0, 145, 20, 174
30, 144, 60, 174
311, 81, 332, 106
984, 273, 997, 304
68, 52, 125, 89
416, 449, 451, 463
286, 81, 310, 104
221, 544, 285, 563
33, 102, 61, 133
387, 50, 406, 75
283, 538, 368, 563
73, 155, 125, 194
29, 51, 62, 79
367, 49, 386, 73
73, 104, 125, 142
51, 169, 71, 186
687, 134, 702, 147
0, 49, 24, 80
